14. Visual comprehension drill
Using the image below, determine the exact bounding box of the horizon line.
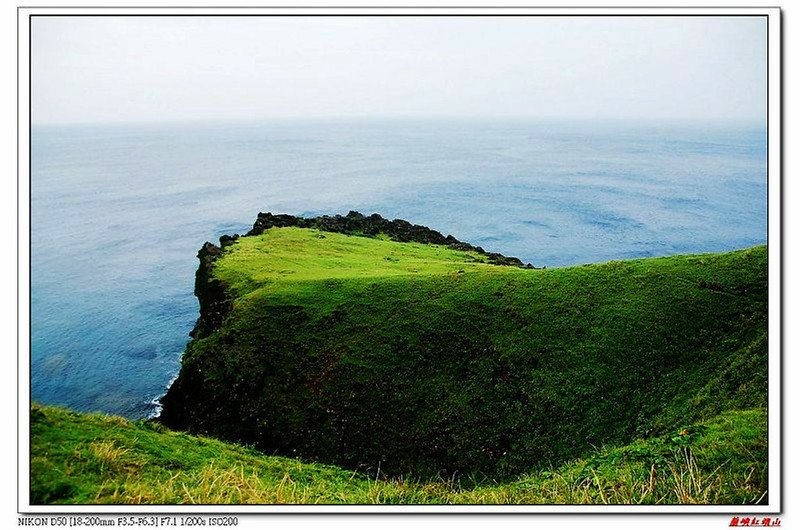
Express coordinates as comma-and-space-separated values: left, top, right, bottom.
30, 115, 768, 128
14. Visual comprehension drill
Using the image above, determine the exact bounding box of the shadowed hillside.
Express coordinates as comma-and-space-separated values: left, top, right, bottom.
31, 404, 766, 504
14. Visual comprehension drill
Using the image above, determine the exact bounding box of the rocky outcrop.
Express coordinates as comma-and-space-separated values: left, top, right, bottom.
248, 210, 535, 268
188, 242, 233, 340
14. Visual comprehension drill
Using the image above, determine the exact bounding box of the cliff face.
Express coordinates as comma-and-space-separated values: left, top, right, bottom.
159, 213, 767, 480
158, 241, 230, 430
189, 242, 231, 339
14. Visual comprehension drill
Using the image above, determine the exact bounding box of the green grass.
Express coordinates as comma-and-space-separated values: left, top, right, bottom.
160, 227, 767, 483
31, 404, 766, 504
210, 227, 499, 298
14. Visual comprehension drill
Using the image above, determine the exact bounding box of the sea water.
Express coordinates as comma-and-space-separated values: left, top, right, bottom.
30, 119, 767, 418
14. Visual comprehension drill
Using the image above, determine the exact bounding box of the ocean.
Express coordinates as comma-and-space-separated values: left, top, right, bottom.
30, 119, 767, 418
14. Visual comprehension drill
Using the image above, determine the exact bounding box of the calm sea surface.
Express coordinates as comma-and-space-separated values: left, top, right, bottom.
30, 119, 767, 418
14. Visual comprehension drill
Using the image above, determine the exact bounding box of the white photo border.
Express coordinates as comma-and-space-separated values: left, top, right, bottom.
17, 4, 782, 515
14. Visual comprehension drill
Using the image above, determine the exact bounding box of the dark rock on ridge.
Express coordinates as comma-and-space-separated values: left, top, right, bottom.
248, 210, 535, 268
188, 242, 233, 340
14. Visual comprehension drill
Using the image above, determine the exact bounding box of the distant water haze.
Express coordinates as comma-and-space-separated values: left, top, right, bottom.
30, 119, 767, 418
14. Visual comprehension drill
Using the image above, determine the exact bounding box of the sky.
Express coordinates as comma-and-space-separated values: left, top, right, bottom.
31, 16, 767, 124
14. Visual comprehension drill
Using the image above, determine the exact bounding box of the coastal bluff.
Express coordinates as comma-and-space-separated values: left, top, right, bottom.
159, 212, 767, 480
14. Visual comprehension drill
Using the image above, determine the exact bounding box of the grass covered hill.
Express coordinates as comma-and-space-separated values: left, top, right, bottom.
158, 212, 768, 482
31, 404, 766, 504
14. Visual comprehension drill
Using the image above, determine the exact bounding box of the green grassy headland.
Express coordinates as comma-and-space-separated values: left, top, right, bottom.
159, 214, 767, 483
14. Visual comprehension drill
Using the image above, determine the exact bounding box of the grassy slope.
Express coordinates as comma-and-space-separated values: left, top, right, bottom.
31, 404, 766, 504
160, 228, 767, 481
212, 227, 500, 288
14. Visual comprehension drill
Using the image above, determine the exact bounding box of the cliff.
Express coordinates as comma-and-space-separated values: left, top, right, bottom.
159, 213, 767, 480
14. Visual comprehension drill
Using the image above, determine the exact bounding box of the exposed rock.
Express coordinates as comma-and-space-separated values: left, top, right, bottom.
219, 234, 240, 248
189, 242, 232, 339
247, 211, 536, 268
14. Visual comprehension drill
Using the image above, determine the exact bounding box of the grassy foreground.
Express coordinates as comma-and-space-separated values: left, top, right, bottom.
160, 227, 767, 482
31, 404, 766, 504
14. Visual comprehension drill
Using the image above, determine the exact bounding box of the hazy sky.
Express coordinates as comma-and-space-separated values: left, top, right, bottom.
31, 16, 767, 124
